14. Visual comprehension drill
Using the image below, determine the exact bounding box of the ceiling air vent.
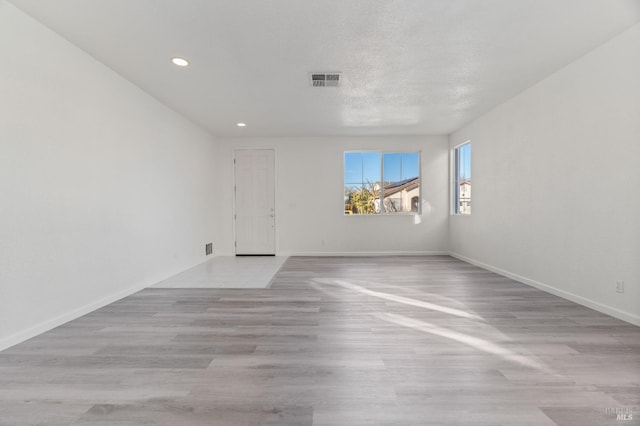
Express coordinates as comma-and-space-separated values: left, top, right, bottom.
310, 72, 342, 87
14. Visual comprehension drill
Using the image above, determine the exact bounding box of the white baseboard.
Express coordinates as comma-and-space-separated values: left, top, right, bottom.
0, 256, 209, 352
449, 252, 640, 327
0, 282, 147, 352
278, 251, 449, 257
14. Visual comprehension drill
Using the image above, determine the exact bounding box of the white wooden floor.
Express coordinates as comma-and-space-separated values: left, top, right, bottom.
0, 256, 638, 425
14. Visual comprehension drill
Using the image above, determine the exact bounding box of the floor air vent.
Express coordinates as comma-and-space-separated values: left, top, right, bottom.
310, 72, 342, 87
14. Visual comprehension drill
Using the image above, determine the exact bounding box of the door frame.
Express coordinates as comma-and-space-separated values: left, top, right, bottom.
232, 147, 277, 255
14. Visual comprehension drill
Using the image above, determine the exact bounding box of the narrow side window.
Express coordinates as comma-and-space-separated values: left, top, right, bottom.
454, 143, 471, 214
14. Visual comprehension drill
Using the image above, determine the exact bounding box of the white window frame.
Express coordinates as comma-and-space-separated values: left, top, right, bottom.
344, 151, 422, 216
452, 141, 471, 215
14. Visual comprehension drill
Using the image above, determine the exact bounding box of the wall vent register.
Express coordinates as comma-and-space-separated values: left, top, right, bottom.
310, 72, 342, 87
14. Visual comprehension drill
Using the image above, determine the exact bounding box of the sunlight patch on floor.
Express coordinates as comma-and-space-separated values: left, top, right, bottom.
379, 312, 553, 373
313, 278, 483, 321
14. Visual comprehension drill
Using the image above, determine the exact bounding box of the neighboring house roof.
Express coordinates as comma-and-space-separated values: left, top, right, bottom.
382, 177, 420, 197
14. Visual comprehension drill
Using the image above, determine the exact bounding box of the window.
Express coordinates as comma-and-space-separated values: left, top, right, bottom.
344, 151, 420, 215
453, 142, 471, 214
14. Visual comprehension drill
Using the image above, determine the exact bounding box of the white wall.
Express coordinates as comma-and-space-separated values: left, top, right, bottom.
214, 136, 450, 256
0, 1, 218, 349
449, 24, 640, 325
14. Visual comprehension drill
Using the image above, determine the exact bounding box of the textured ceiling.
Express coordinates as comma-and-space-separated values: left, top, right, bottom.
8, 0, 640, 137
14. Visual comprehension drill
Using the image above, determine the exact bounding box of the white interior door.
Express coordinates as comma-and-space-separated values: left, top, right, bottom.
234, 149, 275, 255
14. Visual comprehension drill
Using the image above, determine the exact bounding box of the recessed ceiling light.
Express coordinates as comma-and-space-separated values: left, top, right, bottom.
171, 57, 189, 67
237, 122, 247, 127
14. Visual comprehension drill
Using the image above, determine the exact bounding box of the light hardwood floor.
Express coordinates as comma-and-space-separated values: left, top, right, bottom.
0, 256, 638, 425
